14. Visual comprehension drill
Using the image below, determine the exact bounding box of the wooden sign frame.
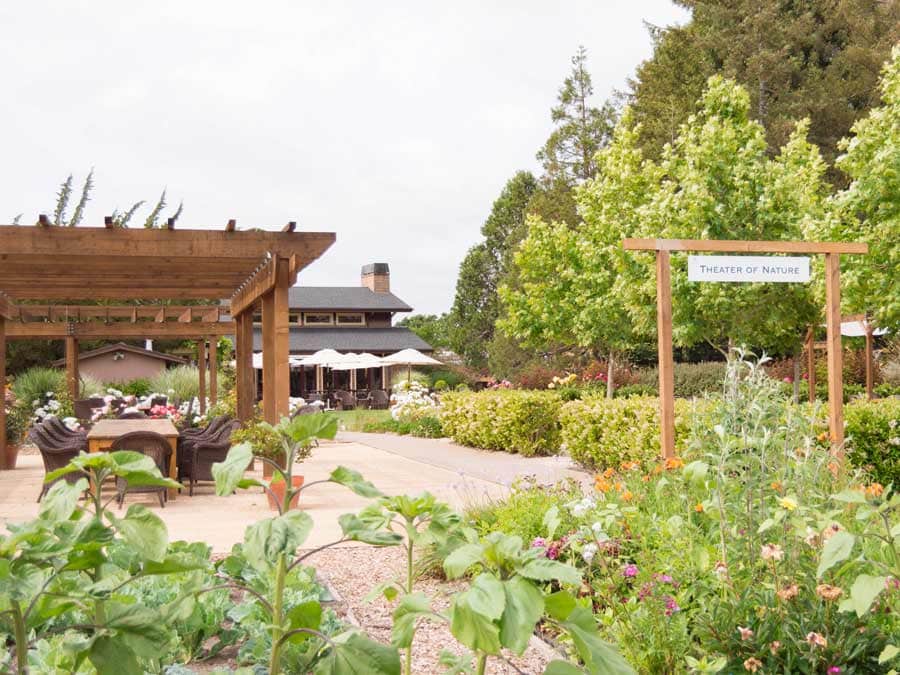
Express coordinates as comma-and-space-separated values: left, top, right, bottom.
621, 238, 868, 459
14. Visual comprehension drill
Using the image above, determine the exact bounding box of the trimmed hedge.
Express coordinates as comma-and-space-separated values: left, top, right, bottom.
559, 395, 715, 470
845, 397, 900, 486
439, 390, 561, 456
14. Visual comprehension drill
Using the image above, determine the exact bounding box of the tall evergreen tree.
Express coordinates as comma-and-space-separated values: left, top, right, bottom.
629, 0, 900, 175
537, 46, 618, 185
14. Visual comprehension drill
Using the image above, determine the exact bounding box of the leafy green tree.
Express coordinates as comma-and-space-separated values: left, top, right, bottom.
815, 47, 900, 331
629, 0, 900, 174
448, 172, 538, 367
397, 314, 450, 349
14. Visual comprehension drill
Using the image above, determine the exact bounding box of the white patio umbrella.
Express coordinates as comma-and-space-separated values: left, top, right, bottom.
381, 348, 442, 383
297, 348, 346, 367
329, 353, 385, 371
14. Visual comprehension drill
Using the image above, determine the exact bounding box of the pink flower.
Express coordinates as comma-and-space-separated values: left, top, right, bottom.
623, 564, 639, 578
737, 626, 754, 641
663, 595, 679, 616
827, 668, 841, 674
531, 537, 546, 548
806, 632, 827, 648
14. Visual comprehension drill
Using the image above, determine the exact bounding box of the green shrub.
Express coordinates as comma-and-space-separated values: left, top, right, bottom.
454, 383, 470, 392
11, 367, 66, 408
104, 378, 152, 397
614, 383, 656, 398
845, 397, 900, 486
78, 375, 105, 397
466, 476, 583, 543
875, 382, 900, 398
633, 361, 727, 398
433, 379, 448, 391
408, 415, 443, 438
557, 386, 581, 402
560, 395, 715, 470
148, 366, 227, 404
440, 390, 561, 456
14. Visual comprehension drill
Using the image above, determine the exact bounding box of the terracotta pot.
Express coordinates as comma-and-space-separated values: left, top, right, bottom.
268, 476, 304, 511
1, 443, 20, 471
261, 453, 286, 478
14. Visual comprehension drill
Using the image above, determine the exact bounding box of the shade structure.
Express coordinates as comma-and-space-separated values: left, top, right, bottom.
839, 320, 889, 338
329, 352, 385, 371
381, 348, 442, 367
296, 348, 346, 367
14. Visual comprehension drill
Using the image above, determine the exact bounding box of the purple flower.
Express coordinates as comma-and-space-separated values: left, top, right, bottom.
637, 582, 655, 601
663, 595, 680, 616
546, 544, 561, 560
531, 537, 546, 548
827, 668, 841, 674
623, 564, 639, 578
654, 573, 675, 584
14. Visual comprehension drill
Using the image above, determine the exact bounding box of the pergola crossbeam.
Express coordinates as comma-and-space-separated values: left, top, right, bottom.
5, 321, 233, 339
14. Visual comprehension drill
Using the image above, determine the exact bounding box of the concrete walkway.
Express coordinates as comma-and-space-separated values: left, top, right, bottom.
338, 431, 591, 488
1, 435, 589, 554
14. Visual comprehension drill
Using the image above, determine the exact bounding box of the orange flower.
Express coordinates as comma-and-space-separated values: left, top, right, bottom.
865, 483, 884, 498
770, 480, 782, 492
664, 457, 685, 470
828, 461, 840, 477
620, 461, 640, 472
594, 477, 611, 493
694, 502, 704, 513
641, 474, 651, 482
652, 464, 663, 475
614, 481, 625, 493
603, 467, 616, 479
622, 490, 634, 501
817, 432, 829, 442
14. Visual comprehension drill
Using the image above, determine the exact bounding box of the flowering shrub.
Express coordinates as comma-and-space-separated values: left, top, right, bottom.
439, 390, 561, 456
148, 403, 183, 425
389, 381, 439, 422
548, 373, 578, 389
488, 355, 900, 672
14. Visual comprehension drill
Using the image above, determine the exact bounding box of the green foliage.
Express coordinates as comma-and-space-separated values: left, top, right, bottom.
362, 415, 444, 438
467, 477, 583, 544
628, 0, 900, 172
815, 47, 900, 331
559, 396, 714, 470
536, 46, 617, 184
449, 171, 538, 368
845, 397, 900, 486
440, 390, 562, 456
148, 365, 227, 404
10, 366, 66, 409
631, 361, 728, 398
397, 314, 451, 349
104, 377, 152, 397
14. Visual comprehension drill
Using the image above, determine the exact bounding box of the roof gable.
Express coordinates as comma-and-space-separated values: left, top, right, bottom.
287, 287, 413, 312
52, 342, 187, 367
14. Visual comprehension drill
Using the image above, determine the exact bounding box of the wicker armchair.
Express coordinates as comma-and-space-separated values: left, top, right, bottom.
369, 390, 390, 410
117, 411, 146, 420
177, 416, 232, 478
290, 404, 322, 418
29, 426, 87, 502
183, 420, 240, 496
149, 395, 168, 408
334, 390, 356, 410
110, 431, 172, 508
74, 398, 101, 424
43, 416, 88, 443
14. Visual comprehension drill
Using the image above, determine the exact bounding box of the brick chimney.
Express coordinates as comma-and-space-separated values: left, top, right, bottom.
361, 263, 390, 293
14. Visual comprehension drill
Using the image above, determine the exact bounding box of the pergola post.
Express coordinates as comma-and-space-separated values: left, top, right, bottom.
655, 250, 676, 459
864, 319, 874, 401
65, 334, 79, 401
208, 335, 218, 406
0, 315, 6, 469
824, 253, 844, 451
806, 327, 816, 404
261, 257, 291, 424
198, 338, 207, 415
234, 311, 255, 422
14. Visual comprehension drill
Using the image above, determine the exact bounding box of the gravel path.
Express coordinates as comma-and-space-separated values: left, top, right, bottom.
312, 546, 556, 674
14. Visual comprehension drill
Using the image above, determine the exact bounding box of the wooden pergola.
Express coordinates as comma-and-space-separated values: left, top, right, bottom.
0, 222, 335, 465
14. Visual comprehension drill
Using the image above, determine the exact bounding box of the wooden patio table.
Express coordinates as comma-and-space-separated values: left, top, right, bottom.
87, 419, 180, 500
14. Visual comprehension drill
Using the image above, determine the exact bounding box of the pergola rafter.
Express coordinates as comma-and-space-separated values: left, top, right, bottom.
0, 224, 335, 468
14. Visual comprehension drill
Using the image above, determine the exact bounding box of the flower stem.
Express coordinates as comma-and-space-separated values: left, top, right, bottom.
11, 601, 27, 675
476, 652, 488, 675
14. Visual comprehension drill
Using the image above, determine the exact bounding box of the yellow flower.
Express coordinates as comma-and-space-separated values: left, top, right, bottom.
778, 496, 798, 511
694, 502, 704, 513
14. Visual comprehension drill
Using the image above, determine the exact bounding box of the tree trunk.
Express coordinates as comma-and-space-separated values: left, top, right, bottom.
606, 352, 615, 399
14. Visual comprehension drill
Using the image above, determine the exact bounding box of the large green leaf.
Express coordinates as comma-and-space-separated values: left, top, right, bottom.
244, 510, 313, 571
286, 600, 323, 644
108, 505, 168, 562
450, 589, 502, 654
500, 576, 544, 654
466, 573, 506, 621
39, 478, 88, 522
443, 543, 484, 579
329, 466, 384, 498
283, 413, 338, 444
518, 558, 582, 586
544, 661, 585, 675
391, 592, 432, 648
543, 505, 561, 541
142, 552, 209, 576
561, 608, 635, 675
544, 590, 577, 621
338, 514, 403, 547
213, 442, 254, 496
104, 602, 171, 657
313, 630, 401, 675
88, 635, 140, 675
847, 574, 888, 617
817, 531, 856, 578
110, 451, 181, 489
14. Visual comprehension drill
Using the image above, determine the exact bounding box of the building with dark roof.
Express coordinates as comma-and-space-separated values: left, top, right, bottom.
250, 263, 432, 395
52, 342, 186, 383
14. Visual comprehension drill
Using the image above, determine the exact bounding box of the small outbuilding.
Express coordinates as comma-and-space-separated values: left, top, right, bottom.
52, 342, 186, 383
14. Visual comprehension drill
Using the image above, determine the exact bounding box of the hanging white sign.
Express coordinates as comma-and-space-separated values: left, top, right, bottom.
688, 255, 810, 283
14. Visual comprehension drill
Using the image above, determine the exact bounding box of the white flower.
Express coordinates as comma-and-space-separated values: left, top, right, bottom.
582, 543, 598, 564
570, 497, 596, 518
45, 391, 54, 397
32, 399, 40, 407
889, 437, 900, 447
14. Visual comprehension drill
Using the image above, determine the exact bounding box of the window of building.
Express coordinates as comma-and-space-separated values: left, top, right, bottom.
303, 313, 333, 325
336, 312, 365, 326
289, 313, 300, 324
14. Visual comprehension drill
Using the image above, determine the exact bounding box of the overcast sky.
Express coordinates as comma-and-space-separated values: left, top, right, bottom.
0, 1, 687, 315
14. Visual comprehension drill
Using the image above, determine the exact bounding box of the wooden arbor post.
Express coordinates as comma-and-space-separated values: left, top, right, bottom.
0, 310, 6, 469
198, 339, 207, 415
231, 255, 296, 425
234, 312, 255, 423
208, 336, 218, 407
622, 239, 867, 458
65, 333, 79, 401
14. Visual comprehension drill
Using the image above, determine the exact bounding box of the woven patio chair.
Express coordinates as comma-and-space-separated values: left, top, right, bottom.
149, 395, 168, 408
29, 426, 87, 502
334, 390, 357, 410
183, 420, 240, 496
43, 416, 88, 442
117, 411, 146, 420
110, 431, 172, 508
290, 404, 322, 418
74, 398, 101, 423
369, 390, 390, 410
